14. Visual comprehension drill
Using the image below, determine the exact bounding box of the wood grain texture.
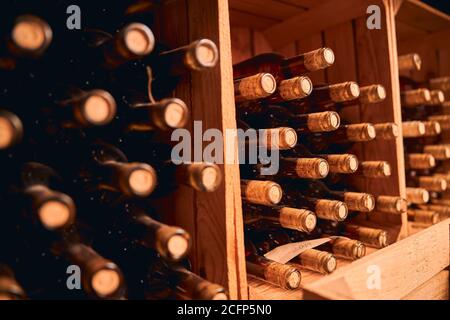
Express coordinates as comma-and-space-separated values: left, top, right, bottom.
263, 0, 373, 48
156, 0, 247, 299
351, 0, 407, 236
303, 218, 450, 299
231, 26, 253, 64
403, 271, 449, 300
229, 9, 278, 29
396, 0, 450, 33
229, 0, 304, 20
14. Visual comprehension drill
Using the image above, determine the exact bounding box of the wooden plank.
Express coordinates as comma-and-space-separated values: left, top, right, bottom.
303, 219, 450, 299
403, 271, 449, 300
350, 1, 407, 233
276, 0, 317, 9
263, 0, 372, 48
396, 0, 450, 33
228, 0, 304, 20
229, 9, 278, 30
296, 33, 326, 83
186, 0, 248, 299
230, 27, 253, 64
438, 48, 450, 77
392, 0, 404, 14
395, 20, 428, 42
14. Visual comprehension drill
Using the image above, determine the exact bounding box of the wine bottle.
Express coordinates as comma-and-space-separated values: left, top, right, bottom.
239, 104, 340, 133
407, 175, 447, 192
417, 203, 450, 217
6, 162, 76, 231
237, 120, 298, 150
64, 242, 126, 299
429, 76, 450, 92
422, 145, 450, 160
407, 209, 439, 226
241, 180, 283, 206
428, 90, 445, 106
280, 189, 348, 222
406, 187, 430, 204
240, 157, 329, 180
234, 73, 277, 103
422, 121, 442, 136
124, 97, 189, 132
402, 121, 426, 138
331, 223, 388, 248
398, 53, 422, 73
282, 143, 358, 174
116, 202, 191, 262
245, 240, 302, 290
0, 109, 23, 149
0, 264, 26, 300
373, 123, 399, 140
340, 84, 387, 106
354, 161, 392, 178
375, 195, 408, 214
1, 15, 53, 69
233, 47, 335, 81
300, 123, 376, 153
242, 202, 317, 233
401, 88, 431, 107
405, 153, 436, 170
428, 115, 450, 130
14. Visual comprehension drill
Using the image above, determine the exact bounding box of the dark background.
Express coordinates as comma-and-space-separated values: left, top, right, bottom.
422, 0, 450, 14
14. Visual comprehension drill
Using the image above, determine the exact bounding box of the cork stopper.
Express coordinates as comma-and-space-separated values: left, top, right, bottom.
331, 237, 366, 260
428, 115, 450, 130
423, 121, 442, 136
0, 110, 23, 149
185, 39, 219, 71
408, 209, 439, 225
315, 199, 348, 221
360, 161, 391, 178
343, 192, 375, 212
278, 76, 313, 101
80, 90, 117, 126
376, 196, 407, 214
279, 207, 317, 232
146, 98, 189, 130
264, 262, 301, 290
423, 145, 450, 160
0, 276, 26, 300
91, 267, 122, 298
346, 225, 388, 248
321, 154, 358, 174
303, 47, 335, 71
418, 176, 447, 192
235, 73, 277, 101
121, 23, 155, 56
11, 15, 53, 54
418, 204, 450, 216
306, 111, 340, 132
406, 187, 430, 204
125, 163, 158, 197
401, 88, 431, 107
346, 123, 376, 142
359, 84, 387, 104
155, 225, 191, 262
407, 153, 436, 169
429, 76, 450, 91
402, 121, 426, 137
398, 53, 422, 72
329, 81, 360, 103
186, 162, 222, 192
38, 199, 74, 231
427, 90, 445, 105
374, 123, 399, 140
241, 180, 283, 206
298, 249, 337, 274
294, 158, 329, 179
261, 127, 298, 150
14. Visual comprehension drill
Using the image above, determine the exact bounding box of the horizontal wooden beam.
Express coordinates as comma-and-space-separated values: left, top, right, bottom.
303, 219, 450, 299
403, 271, 449, 300
263, 0, 373, 48
398, 28, 450, 53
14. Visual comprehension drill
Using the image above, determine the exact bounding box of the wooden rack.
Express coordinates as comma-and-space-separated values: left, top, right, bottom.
155, 0, 450, 300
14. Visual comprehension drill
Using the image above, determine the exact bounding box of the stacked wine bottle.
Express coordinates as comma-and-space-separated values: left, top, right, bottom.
398, 53, 450, 227
0, 1, 228, 300
233, 48, 406, 290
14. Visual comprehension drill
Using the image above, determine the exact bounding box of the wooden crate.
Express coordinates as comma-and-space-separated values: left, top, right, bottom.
229, 0, 408, 299
153, 0, 450, 300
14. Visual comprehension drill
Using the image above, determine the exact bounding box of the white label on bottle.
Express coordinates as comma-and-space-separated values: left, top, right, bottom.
264, 238, 333, 264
